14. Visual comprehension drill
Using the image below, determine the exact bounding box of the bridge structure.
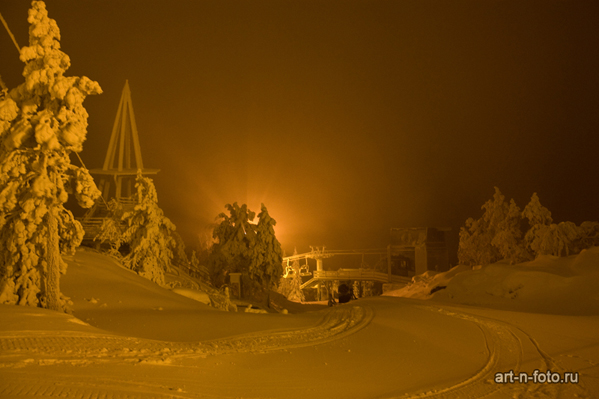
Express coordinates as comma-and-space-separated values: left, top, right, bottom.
282, 247, 412, 290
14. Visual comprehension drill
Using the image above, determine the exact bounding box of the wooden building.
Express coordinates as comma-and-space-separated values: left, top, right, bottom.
387, 227, 451, 277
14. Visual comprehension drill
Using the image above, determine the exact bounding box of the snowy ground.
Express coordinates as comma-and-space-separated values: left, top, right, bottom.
1, 248, 598, 398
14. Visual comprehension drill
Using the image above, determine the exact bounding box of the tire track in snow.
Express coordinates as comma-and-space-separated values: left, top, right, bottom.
0, 305, 372, 398
389, 306, 590, 399
0, 305, 372, 366
0, 378, 202, 399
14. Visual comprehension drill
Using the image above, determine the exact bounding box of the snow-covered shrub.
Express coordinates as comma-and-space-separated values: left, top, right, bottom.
116, 172, 175, 286
0, 1, 101, 311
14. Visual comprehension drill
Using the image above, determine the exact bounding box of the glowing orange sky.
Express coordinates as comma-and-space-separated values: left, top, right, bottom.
2, 1, 598, 263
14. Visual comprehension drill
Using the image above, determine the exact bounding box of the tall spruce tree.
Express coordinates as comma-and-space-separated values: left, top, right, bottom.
250, 204, 283, 290
0, 1, 101, 310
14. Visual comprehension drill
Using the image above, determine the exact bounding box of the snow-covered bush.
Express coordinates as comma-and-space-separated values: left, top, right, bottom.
0, 1, 101, 311
116, 172, 175, 286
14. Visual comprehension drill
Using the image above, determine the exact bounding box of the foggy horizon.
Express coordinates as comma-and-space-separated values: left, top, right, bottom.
2, 1, 598, 264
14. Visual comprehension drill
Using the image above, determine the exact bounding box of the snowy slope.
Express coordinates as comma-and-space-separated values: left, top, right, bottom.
0, 247, 597, 398
60, 248, 324, 341
384, 246, 599, 315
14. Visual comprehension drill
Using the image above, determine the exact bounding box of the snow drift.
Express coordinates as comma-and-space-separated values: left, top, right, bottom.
385, 246, 599, 315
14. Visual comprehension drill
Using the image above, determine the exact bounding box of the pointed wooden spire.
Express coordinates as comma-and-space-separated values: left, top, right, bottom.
90, 80, 159, 202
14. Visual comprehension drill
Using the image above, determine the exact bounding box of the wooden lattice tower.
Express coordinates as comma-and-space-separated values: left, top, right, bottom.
81, 81, 159, 238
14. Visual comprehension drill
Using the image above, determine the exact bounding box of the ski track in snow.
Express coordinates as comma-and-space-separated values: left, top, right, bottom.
391, 305, 591, 399
0, 305, 373, 399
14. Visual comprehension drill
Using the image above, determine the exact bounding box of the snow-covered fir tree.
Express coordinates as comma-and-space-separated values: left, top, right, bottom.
460, 188, 599, 264
460, 187, 530, 266
0, 1, 101, 311
209, 202, 284, 299
522, 193, 582, 257
458, 187, 506, 266
116, 172, 175, 286
491, 198, 529, 264
169, 230, 190, 274
250, 204, 283, 290
208, 202, 256, 286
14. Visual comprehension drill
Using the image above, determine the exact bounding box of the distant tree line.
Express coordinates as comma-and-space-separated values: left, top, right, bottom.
458, 187, 599, 266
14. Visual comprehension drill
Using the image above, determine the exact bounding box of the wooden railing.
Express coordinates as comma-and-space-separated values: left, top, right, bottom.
313, 269, 391, 281
300, 268, 412, 289
78, 217, 107, 239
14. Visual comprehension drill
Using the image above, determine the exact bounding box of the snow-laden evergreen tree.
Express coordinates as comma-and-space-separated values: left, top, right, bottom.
522, 193, 599, 258
459, 187, 533, 266
116, 172, 175, 286
208, 202, 256, 286
458, 188, 505, 266
0, 1, 101, 310
169, 230, 189, 274
522, 192, 556, 257
491, 199, 529, 264
250, 204, 283, 290
575, 221, 599, 252
522, 192, 553, 227
209, 203, 284, 300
